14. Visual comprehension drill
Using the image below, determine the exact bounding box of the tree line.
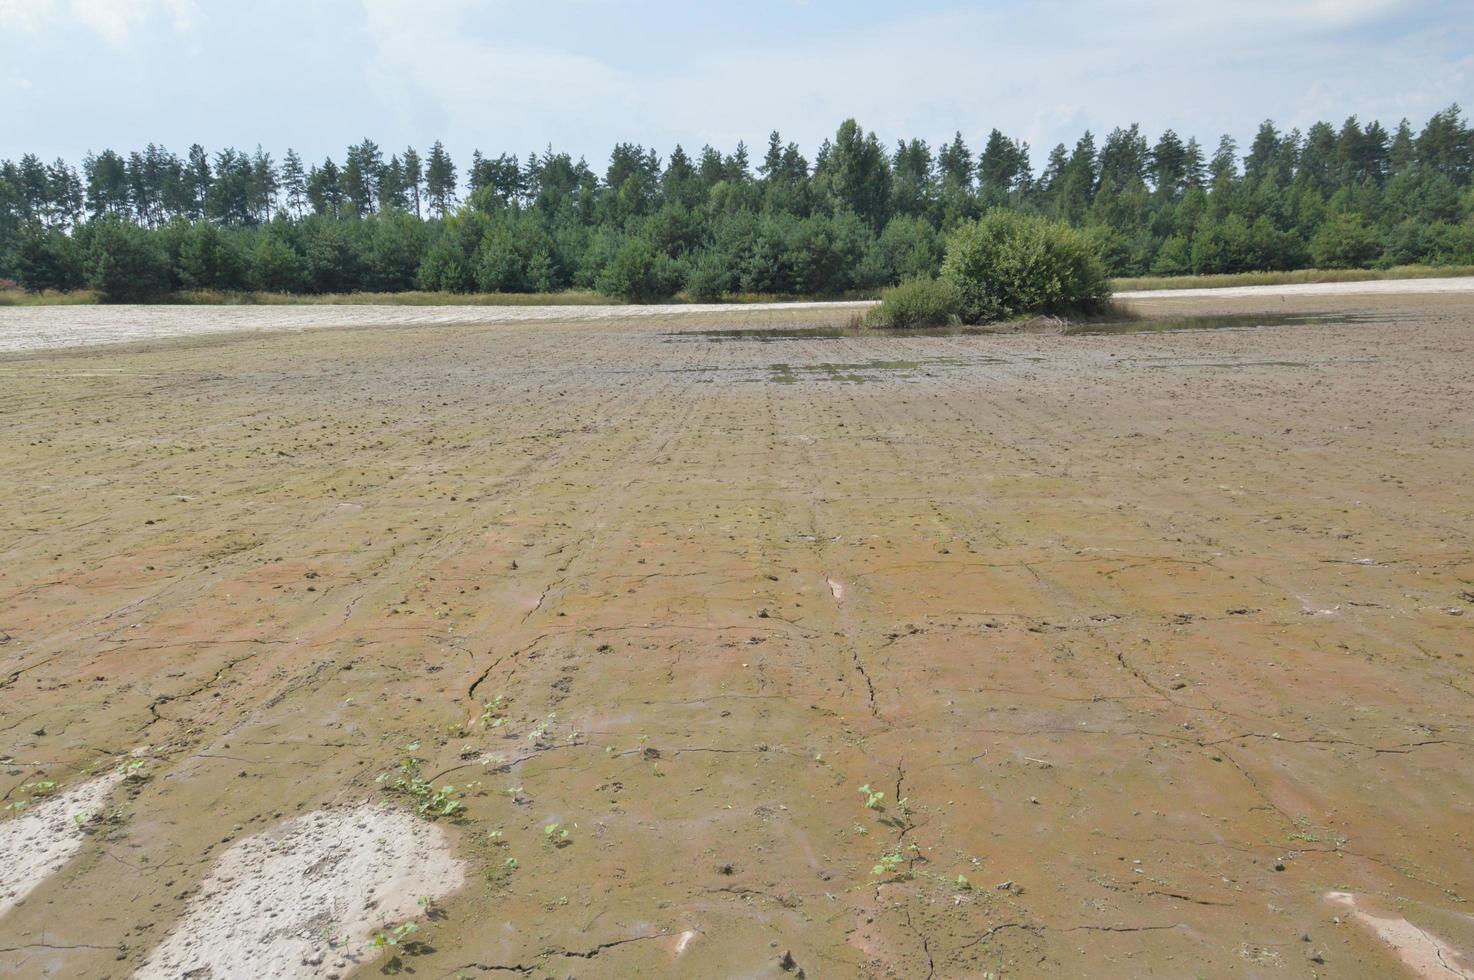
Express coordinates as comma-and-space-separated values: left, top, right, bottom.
2, 106, 1472, 301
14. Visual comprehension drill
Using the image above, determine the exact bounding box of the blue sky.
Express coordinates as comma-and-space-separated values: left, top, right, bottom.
2, 0, 1470, 172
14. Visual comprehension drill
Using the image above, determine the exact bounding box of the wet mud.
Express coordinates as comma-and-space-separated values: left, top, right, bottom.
1, 292, 1472, 977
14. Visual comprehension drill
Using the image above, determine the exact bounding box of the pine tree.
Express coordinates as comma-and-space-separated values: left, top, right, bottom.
403, 147, 423, 218
425, 140, 457, 217
252, 146, 278, 223
185, 144, 212, 221
281, 149, 307, 218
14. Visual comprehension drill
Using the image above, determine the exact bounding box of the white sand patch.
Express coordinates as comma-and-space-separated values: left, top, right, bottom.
1327, 892, 1472, 979
0, 768, 127, 919
0, 301, 874, 354
135, 803, 465, 980
1117, 276, 1474, 300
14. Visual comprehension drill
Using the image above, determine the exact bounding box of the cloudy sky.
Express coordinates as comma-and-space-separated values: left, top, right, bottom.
2, 0, 1470, 171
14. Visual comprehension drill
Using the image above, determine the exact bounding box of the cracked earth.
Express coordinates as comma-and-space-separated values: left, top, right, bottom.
1, 291, 1473, 978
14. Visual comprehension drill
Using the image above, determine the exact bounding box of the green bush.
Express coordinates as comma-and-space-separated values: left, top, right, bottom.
1309, 213, 1382, 269
684, 250, 733, 301
596, 236, 680, 302
83, 217, 171, 302
941, 210, 1109, 323
865, 276, 961, 329
250, 234, 304, 293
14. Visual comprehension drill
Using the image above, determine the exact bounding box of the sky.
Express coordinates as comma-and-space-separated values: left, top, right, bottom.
2, 0, 1470, 173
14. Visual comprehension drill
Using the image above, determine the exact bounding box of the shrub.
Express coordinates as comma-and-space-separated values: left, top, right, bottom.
596, 236, 680, 302
84, 217, 170, 302
865, 276, 961, 329
14, 223, 83, 292
684, 250, 733, 301
941, 210, 1109, 323
1309, 213, 1382, 269
416, 236, 470, 292
250, 234, 304, 293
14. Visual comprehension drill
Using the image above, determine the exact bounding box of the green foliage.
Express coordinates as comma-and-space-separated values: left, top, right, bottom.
865, 276, 961, 329
376, 745, 472, 820
178, 221, 244, 290
1310, 212, 1383, 268
684, 250, 734, 301
417, 235, 470, 292
595, 236, 680, 302
250, 233, 303, 293
13, 222, 82, 292
5, 105, 1474, 299
942, 210, 1110, 322
82, 216, 170, 302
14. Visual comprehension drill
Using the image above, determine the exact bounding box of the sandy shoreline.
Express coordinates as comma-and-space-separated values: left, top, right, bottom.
3, 276, 1470, 354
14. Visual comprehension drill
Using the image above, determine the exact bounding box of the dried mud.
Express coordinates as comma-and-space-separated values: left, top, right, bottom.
1, 291, 1472, 978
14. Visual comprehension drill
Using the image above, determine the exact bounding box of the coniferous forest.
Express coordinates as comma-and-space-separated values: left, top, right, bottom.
3, 108, 1472, 302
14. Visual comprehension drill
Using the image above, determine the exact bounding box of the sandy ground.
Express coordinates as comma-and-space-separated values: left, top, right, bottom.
1114, 275, 1474, 300
1, 290, 1472, 978
2, 278, 1472, 355
0, 301, 874, 354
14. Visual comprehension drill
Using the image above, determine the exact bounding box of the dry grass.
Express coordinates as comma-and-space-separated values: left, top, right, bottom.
0, 288, 100, 307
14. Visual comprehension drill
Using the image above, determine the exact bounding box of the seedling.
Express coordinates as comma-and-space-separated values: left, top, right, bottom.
376, 750, 470, 819
3, 780, 59, 813
543, 822, 571, 847
371, 921, 420, 950
858, 784, 885, 810
527, 714, 555, 743
872, 849, 905, 877
478, 696, 507, 728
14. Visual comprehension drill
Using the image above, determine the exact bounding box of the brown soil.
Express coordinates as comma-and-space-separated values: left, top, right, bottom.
1, 293, 1472, 978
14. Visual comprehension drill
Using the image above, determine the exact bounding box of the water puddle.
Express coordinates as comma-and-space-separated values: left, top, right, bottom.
663, 326, 1001, 343
766, 359, 961, 383
662, 311, 1394, 343
1065, 312, 1395, 335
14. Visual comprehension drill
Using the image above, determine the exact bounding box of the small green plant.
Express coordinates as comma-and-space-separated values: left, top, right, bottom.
543, 822, 571, 847
954, 874, 972, 891
3, 780, 58, 813
872, 849, 905, 878
376, 747, 470, 819
371, 921, 419, 951
858, 784, 885, 810
527, 714, 555, 743
370, 919, 427, 972
478, 696, 507, 728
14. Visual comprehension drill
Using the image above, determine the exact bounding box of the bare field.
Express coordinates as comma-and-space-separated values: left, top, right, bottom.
1, 291, 1473, 978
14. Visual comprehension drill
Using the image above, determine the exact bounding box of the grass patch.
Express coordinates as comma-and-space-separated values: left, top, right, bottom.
1113, 264, 1474, 292
0, 288, 100, 306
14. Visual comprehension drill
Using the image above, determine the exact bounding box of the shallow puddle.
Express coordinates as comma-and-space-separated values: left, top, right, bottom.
1065, 311, 1395, 335
664, 311, 1394, 343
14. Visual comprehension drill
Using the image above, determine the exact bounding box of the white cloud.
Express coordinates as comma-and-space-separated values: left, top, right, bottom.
0, 0, 56, 31
5, 0, 199, 44
354, 0, 1466, 168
